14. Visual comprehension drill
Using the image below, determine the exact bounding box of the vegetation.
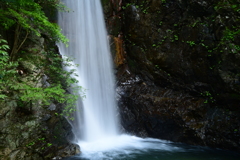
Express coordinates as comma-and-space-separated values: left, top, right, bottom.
0, 0, 82, 118
0, 0, 68, 59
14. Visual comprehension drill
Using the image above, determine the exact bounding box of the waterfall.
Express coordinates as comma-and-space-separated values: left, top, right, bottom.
56, 1, 240, 159
56, 1, 198, 159
57, 0, 119, 142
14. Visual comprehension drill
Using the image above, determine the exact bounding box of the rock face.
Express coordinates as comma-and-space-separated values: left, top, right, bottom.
103, 0, 240, 152
0, 35, 79, 160
0, 101, 78, 160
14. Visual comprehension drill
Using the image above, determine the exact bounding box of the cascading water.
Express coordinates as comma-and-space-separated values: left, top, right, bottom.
57, 0, 119, 142
57, 0, 240, 160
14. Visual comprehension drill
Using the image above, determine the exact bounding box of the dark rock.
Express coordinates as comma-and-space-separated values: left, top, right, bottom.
0, 34, 77, 160
105, 0, 240, 153
55, 144, 80, 158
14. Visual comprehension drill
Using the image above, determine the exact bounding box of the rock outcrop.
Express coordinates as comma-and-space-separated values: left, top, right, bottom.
0, 34, 79, 160
103, 0, 240, 152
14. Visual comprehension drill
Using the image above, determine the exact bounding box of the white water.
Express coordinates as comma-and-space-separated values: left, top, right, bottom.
57, 0, 184, 159
58, 0, 119, 142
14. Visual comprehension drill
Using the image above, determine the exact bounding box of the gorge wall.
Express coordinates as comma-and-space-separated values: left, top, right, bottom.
0, 1, 83, 159
0, 34, 80, 160
102, 0, 240, 152
1, 1, 239, 159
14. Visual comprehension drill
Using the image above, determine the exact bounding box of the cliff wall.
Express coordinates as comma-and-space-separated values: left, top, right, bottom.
103, 0, 240, 152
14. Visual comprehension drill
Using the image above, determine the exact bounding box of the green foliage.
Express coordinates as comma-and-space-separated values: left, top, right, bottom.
122, 2, 149, 14
214, 0, 240, 12
161, 0, 166, 3
213, 0, 240, 55
0, 0, 81, 117
26, 141, 35, 147
191, 20, 199, 27
223, 28, 240, 41
26, 136, 53, 149
0, 37, 83, 117
186, 41, 196, 47
200, 91, 215, 104
47, 143, 52, 147
0, 38, 18, 99
0, 0, 68, 44
174, 35, 178, 41
122, 3, 131, 10
42, 51, 86, 116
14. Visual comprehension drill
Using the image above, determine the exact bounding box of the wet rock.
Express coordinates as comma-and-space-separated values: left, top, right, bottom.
106, 0, 240, 153
55, 144, 80, 158
117, 71, 240, 151
0, 35, 76, 159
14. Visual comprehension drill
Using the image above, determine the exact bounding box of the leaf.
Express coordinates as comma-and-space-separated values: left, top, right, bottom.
0, 94, 8, 99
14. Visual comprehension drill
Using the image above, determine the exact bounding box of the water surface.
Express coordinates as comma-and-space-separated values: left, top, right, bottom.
62, 135, 239, 160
